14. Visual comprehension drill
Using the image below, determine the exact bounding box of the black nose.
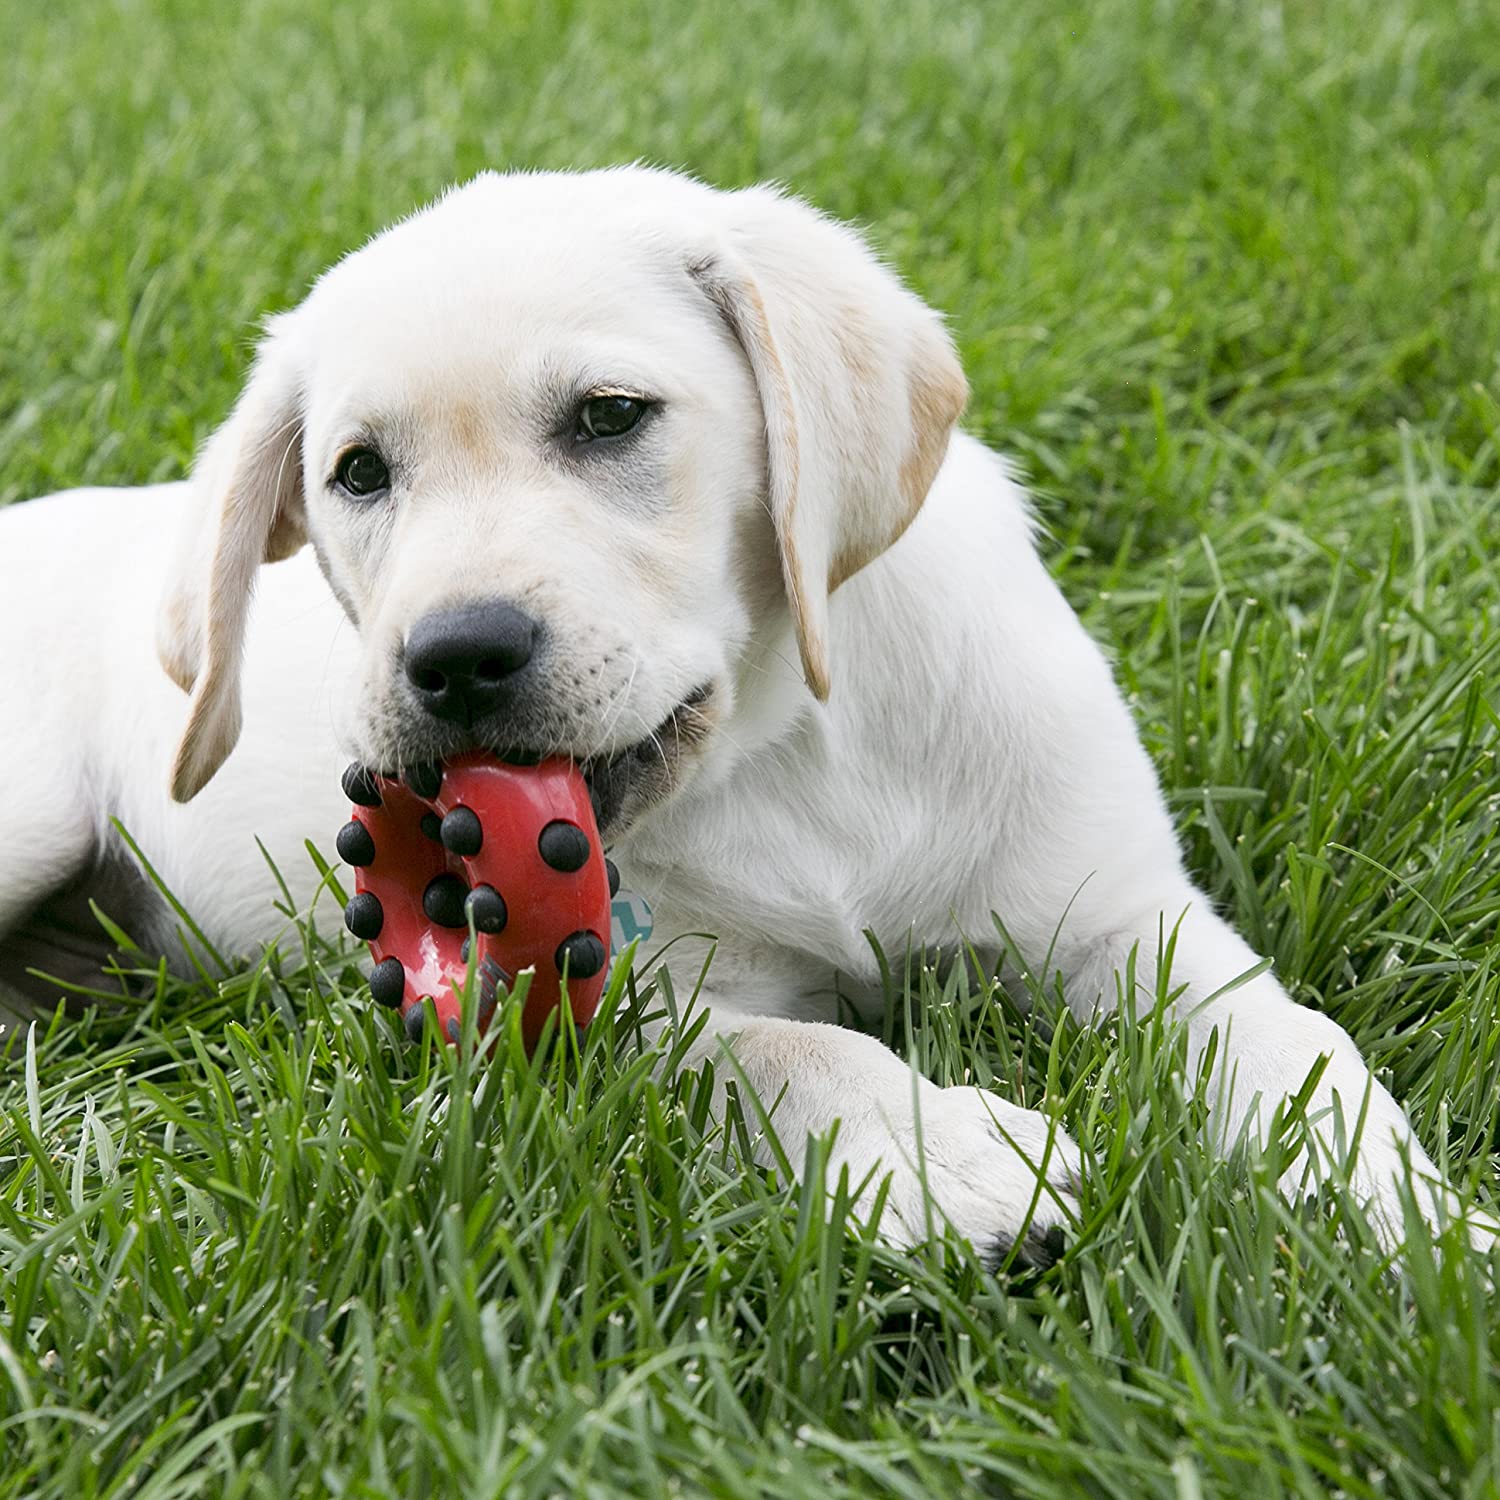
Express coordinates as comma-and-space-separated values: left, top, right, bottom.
404, 602, 539, 724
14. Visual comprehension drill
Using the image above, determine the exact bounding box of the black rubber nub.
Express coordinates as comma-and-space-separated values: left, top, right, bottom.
342, 763, 382, 808
555, 931, 606, 979
605, 858, 620, 898
405, 762, 443, 800
422, 872, 469, 928
336, 819, 376, 867
440, 806, 483, 857
465, 884, 508, 935
344, 891, 384, 941
460, 936, 472, 964
538, 820, 590, 873
368, 956, 405, 1008
419, 812, 443, 842
404, 1004, 427, 1042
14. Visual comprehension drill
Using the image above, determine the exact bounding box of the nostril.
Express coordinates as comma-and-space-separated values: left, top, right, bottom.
403, 601, 540, 721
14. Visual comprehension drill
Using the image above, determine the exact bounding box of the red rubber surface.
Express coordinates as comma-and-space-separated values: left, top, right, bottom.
350, 754, 610, 1050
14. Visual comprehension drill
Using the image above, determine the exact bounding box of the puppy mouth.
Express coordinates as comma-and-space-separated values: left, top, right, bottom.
368, 683, 716, 838
576, 682, 717, 835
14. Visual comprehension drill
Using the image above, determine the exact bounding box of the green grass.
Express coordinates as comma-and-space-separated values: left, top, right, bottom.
3, 0, 1500, 1494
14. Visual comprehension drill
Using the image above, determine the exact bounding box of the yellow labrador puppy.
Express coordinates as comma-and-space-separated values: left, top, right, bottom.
0, 168, 1460, 1261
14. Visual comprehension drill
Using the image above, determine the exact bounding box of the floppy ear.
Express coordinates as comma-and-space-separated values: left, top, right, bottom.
157, 318, 308, 802
690, 187, 968, 700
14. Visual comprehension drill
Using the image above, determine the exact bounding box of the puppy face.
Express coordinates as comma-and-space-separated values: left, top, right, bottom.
292, 178, 769, 827
159, 168, 968, 832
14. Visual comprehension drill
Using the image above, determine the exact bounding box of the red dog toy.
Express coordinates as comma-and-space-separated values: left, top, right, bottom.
336, 754, 615, 1050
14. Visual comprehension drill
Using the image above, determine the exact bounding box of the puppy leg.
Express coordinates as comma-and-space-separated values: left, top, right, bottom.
649, 946, 1080, 1265
0, 487, 143, 1032
0, 769, 97, 1033
1059, 884, 1465, 1246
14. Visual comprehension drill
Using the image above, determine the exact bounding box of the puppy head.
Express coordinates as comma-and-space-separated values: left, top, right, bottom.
159, 169, 967, 824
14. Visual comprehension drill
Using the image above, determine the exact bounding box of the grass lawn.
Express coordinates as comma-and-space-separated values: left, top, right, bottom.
3, 0, 1500, 1494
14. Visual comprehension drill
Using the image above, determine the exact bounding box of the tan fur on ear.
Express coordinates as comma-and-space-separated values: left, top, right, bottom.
830, 320, 968, 592
691, 188, 967, 702
157, 326, 307, 801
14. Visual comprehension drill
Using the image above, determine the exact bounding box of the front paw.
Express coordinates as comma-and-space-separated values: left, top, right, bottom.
848, 1084, 1082, 1268
698, 1015, 1080, 1269
1289, 1128, 1499, 1256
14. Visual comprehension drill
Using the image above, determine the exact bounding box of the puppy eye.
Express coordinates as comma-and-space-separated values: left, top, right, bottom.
334, 447, 390, 497
575, 395, 648, 443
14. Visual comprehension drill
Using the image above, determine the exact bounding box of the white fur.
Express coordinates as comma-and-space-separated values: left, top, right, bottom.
0, 168, 1471, 1257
